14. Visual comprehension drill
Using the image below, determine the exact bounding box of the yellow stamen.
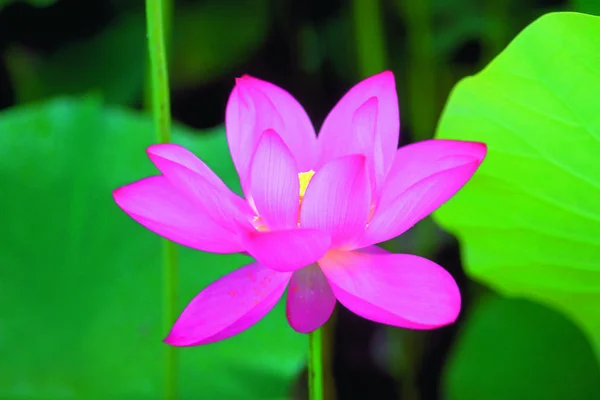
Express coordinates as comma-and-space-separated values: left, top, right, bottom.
298, 170, 315, 198
252, 216, 268, 232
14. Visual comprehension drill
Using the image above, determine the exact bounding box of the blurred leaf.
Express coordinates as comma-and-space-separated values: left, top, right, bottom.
108, 0, 143, 12
445, 295, 600, 400
5, 14, 146, 105
319, 12, 356, 82
381, 216, 452, 259
572, 0, 600, 15
352, 0, 388, 78
397, 0, 439, 141
433, 12, 600, 358
0, 0, 55, 8
171, 0, 270, 88
428, 0, 524, 65
429, 0, 486, 57
0, 97, 305, 399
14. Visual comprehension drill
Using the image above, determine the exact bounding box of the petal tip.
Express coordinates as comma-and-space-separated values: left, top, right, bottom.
351, 70, 397, 93
163, 331, 184, 347
288, 323, 317, 334
475, 141, 488, 160
286, 307, 311, 333
145, 143, 197, 168
436, 280, 462, 326
163, 327, 201, 347
260, 128, 280, 140
146, 143, 170, 157
370, 70, 396, 85
437, 307, 461, 328
112, 185, 130, 205
145, 144, 164, 161
235, 74, 258, 88
460, 141, 488, 163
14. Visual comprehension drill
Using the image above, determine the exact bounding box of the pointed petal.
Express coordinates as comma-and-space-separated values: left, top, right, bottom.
358, 140, 486, 247
146, 143, 253, 232
113, 176, 243, 253
317, 71, 399, 179
249, 130, 300, 230
226, 76, 317, 185
147, 143, 229, 192
320, 251, 461, 329
300, 155, 371, 249
241, 229, 331, 272
164, 262, 291, 346
353, 97, 386, 193
286, 264, 336, 333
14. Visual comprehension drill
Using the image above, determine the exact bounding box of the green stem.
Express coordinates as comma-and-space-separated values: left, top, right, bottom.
145, 1, 178, 399
144, 0, 173, 111
398, 0, 437, 141
483, 0, 509, 65
308, 328, 324, 400
352, 0, 388, 78
400, 330, 421, 400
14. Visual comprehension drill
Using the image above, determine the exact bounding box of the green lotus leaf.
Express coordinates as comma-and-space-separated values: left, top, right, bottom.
445, 295, 600, 399
0, 97, 304, 399
433, 12, 600, 359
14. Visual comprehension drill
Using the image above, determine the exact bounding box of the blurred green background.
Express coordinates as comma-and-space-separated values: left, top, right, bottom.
0, 0, 599, 399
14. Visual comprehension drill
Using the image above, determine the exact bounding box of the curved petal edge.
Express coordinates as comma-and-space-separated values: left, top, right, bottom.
319, 251, 461, 329
164, 263, 291, 346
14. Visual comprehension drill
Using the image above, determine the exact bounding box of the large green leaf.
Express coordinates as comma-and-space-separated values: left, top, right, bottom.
445, 295, 600, 399
433, 11, 600, 359
0, 97, 305, 399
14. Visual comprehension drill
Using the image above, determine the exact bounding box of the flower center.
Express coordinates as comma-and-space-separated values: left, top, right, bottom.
297, 170, 315, 225
298, 170, 315, 198
252, 170, 316, 231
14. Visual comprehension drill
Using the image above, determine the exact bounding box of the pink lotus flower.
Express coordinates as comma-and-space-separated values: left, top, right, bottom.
113, 71, 486, 346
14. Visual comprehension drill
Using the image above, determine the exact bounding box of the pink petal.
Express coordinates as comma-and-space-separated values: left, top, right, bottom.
358, 140, 487, 248
300, 155, 371, 249
241, 229, 331, 272
316, 71, 399, 180
358, 245, 388, 254
319, 251, 461, 329
352, 97, 386, 193
164, 262, 291, 346
113, 176, 243, 253
146, 143, 253, 232
248, 130, 300, 230
225, 76, 317, 186
286, 264, 336, 333
147, 143, 229, 192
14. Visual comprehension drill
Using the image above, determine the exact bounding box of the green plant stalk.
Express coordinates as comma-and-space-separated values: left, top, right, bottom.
399, 0, 437, 141
321, 313, 337, 400
352, 0, 388, 78
399, 330, 421, 400
144, 0, 173, 111
145, 1, 178, 399
308, 328, 324, 400
483, 0, 510, 65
